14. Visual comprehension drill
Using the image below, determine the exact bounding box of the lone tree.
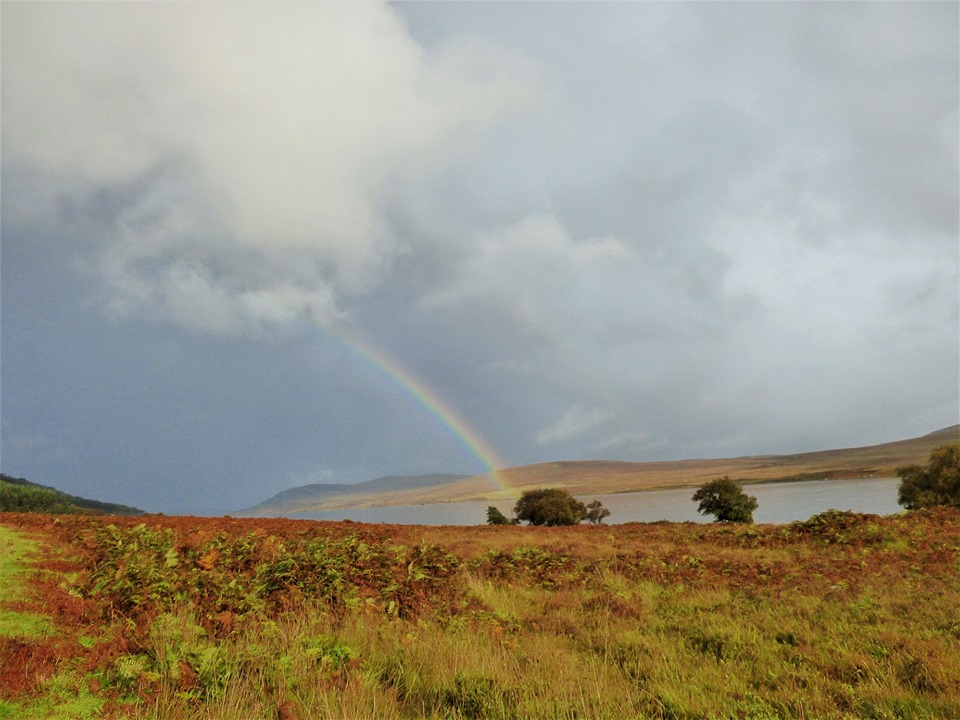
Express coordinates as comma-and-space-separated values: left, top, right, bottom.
896, 442, 960, 510
584, 500, 611, 525
692, 476, 758, 523
485, 506, 514, 525
514, 488, 586, 526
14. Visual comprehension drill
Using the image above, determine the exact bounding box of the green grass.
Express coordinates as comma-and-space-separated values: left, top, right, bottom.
3, 673, 106, 720
113, 584, 958, 719
0, 525, 37, 601
0, 525, 53, 639
0, 609, 52, 639
0, 525, 109, 719
2, 510, 959, 718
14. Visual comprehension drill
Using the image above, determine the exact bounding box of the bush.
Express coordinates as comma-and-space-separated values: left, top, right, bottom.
514, 488, 586, 526
692, 476, 757, 523
897, 442, 960, 510
584, 500, 611, 525
485, 506, 514, 525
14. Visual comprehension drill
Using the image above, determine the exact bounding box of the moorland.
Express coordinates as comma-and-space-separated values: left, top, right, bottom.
243, 425, 959, 514
1, 507, 958, 719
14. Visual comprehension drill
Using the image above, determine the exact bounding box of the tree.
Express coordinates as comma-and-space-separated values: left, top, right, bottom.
584, 500, 611, 525
485, 506, 513, 525
896, 442, 960, 510
514, 488, 586, 526
692, 476, 758, 523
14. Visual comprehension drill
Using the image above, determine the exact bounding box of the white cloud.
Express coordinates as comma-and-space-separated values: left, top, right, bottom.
421, 212, 738, 350
4, 2, 535, 336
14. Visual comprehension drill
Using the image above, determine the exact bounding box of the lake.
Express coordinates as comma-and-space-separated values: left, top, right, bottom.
284, 477, 903, 525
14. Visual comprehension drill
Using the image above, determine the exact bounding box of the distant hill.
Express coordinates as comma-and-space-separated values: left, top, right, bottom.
0, 474, 144, 516
238, 473, 468, 516
242, 425, 959, 514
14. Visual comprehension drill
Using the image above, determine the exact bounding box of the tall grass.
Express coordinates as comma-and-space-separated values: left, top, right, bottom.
1, 508, 958, 719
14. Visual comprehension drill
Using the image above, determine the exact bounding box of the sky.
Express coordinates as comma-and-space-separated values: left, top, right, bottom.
2, 2, 958, 515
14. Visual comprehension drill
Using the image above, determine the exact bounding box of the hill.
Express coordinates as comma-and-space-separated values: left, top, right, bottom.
239, 473, 468, 516
0, 474, 144, 516
243, 425, 959, 514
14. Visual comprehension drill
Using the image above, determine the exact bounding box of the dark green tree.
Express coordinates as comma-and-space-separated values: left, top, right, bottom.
514, 488, 586, 526
584, 500, 611, 525
0, 474, 143, 516
485, 506, 513, 525
692, 476, 758, 523
897, 442, 960, 510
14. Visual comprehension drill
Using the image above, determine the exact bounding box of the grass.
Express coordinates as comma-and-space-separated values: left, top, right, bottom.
0, 524, 111, 719
0, 525, 54, 639
0, 509, 958, 718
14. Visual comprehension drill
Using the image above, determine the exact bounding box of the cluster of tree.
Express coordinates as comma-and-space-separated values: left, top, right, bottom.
487, 443, 959, 528
690, 442, 960, 524
0, 474, 144, 516
692, 476, 758, 523
1, 479, 83, 514
896, 442, 959, 510
486, 488, 610, 526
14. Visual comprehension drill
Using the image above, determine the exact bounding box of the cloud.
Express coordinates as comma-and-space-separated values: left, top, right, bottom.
422, 213, 738, 344
4, 2, 535, 337
596, 432, 652, 452
536, 406, 614, 446
785, 3, 959, 236
2, 2, 956, 514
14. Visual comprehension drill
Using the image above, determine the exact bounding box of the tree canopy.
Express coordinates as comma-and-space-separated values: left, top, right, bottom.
514, 488, 586, 526
485, 506, 514, 525
692, 476, 758, 523
584, 500, 611, 525
0, 474, 143, 516
896, 442, 960, 510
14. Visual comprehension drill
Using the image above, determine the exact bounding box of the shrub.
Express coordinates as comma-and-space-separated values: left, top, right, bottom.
692, 476, 757, 523
514, 488, 586, 526
485, 506, 514, 525
897, 442, 960, 510
584, 500, 611, 525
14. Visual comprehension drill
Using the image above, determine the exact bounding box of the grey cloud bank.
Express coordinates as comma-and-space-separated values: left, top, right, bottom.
2, 2, 957, 514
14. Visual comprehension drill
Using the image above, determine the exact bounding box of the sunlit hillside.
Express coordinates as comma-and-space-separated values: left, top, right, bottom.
245, 425, 959, 513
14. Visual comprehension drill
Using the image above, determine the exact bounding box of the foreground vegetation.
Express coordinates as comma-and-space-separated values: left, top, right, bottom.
896, 442, 960, 510
1, 509, 958, 719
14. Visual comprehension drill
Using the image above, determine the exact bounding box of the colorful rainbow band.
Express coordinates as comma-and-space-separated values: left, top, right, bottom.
328, 328, 509, 493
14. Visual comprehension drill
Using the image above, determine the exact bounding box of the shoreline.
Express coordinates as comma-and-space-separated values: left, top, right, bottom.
248, 474, 900, 516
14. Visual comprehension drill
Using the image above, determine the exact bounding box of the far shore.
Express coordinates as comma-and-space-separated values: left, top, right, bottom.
246, 474, 899, 515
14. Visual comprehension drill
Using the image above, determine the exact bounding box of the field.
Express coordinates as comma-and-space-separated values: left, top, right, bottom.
1, 509, 959, 719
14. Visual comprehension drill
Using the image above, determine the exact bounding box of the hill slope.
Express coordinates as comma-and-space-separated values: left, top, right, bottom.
245, 425, 958, 514
0, 474, 144, 516
239, 473, 468, 516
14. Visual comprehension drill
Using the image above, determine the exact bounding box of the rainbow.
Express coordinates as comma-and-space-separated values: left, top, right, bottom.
329, 328, 510, 493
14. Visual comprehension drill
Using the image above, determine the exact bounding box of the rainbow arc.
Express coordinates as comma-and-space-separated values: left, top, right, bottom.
328, 327, 510, 494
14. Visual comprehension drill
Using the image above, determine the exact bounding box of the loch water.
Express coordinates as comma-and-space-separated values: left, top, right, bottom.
287, 477, 902, 525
